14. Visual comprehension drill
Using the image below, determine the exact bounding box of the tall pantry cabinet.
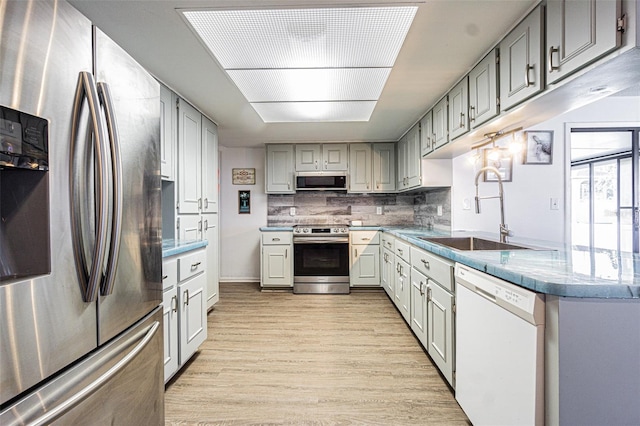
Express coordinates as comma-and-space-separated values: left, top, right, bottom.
161, 84, 219, 310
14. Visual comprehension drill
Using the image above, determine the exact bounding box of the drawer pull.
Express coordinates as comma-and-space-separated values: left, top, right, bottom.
272, 237, 281, 242
361, 237, 370, 241
191, 261, 202, 270
162, 275, 168, 280
421, 259, 430, 269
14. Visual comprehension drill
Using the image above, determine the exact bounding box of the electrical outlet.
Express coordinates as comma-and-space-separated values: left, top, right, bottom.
376, 206, 383, 215
290, 207, 296, 216
437, 205, 443, 216
462, 198, 471, 210
550, 198, 559, 210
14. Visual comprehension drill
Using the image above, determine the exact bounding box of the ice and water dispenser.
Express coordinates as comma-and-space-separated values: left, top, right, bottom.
0, 105, 50, 280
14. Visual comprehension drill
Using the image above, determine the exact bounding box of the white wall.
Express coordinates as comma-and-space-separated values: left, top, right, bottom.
452, 95, 640, 243
219, 146, 267, 282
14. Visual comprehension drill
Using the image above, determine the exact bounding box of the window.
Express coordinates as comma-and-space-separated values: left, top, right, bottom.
570, 128, 639, 254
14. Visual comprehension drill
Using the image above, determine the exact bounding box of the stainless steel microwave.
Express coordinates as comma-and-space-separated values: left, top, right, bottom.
295, 172, 347, 191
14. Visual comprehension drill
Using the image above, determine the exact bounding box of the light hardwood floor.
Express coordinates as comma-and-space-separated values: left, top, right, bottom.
165, 283, 470, 425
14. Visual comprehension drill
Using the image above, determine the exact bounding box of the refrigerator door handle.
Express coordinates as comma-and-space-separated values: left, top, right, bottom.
70, 71, 110, 302
97, 82, 123, 296
27, 321, 160, 426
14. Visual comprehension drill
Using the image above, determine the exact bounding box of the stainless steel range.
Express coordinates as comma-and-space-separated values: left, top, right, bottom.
293, 225, 350, 294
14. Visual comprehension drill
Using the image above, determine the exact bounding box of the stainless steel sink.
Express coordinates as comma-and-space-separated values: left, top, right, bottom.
418, 236, 532, 251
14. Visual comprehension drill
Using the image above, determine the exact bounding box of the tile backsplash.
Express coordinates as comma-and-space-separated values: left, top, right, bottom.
267, 188, 451, 228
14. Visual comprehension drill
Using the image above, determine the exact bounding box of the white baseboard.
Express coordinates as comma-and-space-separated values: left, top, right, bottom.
220, 277, 260, 283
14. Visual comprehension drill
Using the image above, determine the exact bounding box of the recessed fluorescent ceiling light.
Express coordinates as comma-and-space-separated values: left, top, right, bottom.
181, 6, 417, 122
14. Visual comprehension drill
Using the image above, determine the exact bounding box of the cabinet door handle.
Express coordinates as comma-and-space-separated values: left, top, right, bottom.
548, 46, 560, 73
171, 295, 177, 313
524, 64, 534, 87
287, 181, 291, 190
285, 249, 288, 259
198, 198, 202, 209
204, 219, 208, 230
459, 112, 465, 128
432, 133, 436, 148
355, 249, 358, 257
191, 261, 201, 270
367, 182, 370, 190
204, 198, 208, 209
184, 289, 189, 306
419, 281, 425, 296
315, 159, 319, 170
469, 106, 475, 122
398, 249, 403, 255
324, 160, 328, 168
421, 259, 430, 269
427, 286, 432, 302
162, 275, 168, 280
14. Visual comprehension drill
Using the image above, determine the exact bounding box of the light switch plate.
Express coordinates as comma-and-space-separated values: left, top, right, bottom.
550, 198, 559, 210
290, 207, 296, 216
376, 206, 383, 215
437, 205, 443, 216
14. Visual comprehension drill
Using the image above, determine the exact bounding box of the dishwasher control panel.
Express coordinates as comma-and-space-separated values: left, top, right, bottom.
455, 264, 545, 325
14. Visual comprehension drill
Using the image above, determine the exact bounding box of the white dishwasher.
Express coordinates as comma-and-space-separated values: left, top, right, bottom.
454, 263, 545, 426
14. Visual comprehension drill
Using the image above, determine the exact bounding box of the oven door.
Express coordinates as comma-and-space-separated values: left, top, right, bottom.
293, 239, 349, 280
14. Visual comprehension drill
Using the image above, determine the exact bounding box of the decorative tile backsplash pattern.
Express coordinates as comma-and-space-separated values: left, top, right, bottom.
267, 188, 451, 228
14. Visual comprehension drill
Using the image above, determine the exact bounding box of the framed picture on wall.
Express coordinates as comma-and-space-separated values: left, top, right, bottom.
232, 168, 256, 185
523, 131, 553, 164
483, 148, 513, 182
238, 190, 250, 214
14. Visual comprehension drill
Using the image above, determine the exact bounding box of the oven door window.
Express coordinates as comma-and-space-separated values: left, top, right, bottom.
294, 243, 349, 276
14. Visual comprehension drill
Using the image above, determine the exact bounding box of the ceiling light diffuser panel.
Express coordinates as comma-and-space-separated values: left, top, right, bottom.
182, 7, 417, 69
181, 6, 417, 122
227, 68, 391, 102
252, 102, 377, 123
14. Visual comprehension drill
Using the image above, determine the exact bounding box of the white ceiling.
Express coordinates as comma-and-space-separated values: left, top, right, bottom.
69, 0, 539, 148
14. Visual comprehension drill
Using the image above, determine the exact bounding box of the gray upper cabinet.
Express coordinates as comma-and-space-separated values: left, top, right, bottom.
266, 144, 295, 194
469, 49, 499, 127
499, 5, 543, 110
546, 0, 621, 84
447, 77, 469, 140
349, 143, 372, 193
397, 125, 421, 191
177, 98, 202, 215
295, 144, 322, 171
296, 143, 348, 171
160, 85, 176, 181
372, 143, 396, 192
432, 96, 449, 150
420, 111, 434, 157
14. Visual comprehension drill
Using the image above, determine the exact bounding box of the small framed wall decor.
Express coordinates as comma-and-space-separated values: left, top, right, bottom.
483, 148, 513, 182
238, 190, 250, 214
523, 131, 553, 164
232, 168, 256, 185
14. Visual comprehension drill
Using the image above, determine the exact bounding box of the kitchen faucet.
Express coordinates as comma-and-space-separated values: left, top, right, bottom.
474, 166, 511, 243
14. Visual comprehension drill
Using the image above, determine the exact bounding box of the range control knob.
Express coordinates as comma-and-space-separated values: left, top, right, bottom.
304, 228, 310, 233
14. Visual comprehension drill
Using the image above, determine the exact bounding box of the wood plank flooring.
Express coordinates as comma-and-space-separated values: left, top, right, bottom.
165, 283, 470, 425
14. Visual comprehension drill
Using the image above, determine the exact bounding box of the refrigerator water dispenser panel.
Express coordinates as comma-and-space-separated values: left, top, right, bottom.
0, 107, 51, 281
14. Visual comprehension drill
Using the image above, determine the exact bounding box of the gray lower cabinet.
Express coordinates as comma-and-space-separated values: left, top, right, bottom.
546, 0, 621, 84
162, 248, 208, 383
393, 240, 411, 323
499, 5, 544, 110
260, 232, 293, 287
380, 235, 395, 299
350, 231, 380, 286
411, 245, 455, 388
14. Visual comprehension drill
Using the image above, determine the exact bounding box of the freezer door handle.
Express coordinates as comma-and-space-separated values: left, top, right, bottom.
70, 71, 110, 302
27, 321, 160, 426
97, 82, 123, 296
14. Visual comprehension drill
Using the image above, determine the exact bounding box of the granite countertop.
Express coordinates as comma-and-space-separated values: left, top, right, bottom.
261, 225, 639, 299
162, 239, 208, 258
259, 226, 293, 232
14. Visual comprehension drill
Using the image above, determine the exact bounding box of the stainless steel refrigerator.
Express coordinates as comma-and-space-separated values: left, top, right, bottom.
0, 0, 164, 423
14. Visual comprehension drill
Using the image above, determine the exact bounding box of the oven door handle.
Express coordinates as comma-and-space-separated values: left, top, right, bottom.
293, 237, 349, 244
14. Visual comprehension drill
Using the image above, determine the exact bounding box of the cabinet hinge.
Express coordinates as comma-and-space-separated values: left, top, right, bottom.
452, 301, 456, 314
495, 54, 500, 64
617, 14, 626, 33
176, 217, 180, 230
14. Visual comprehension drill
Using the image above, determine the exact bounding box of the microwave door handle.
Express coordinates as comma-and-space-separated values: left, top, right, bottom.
97, 82, 123, 296
70, 71, 110, 302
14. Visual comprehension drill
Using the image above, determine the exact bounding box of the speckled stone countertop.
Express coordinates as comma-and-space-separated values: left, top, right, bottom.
262, 225, 639, 299
162, 239, 208, 258
259, 226, 293, 232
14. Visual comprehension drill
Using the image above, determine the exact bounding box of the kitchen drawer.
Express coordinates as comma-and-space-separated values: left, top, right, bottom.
411, 246, 454, 292
178, 249, 206, 282
262, 232, 292, 245
381, 233, 395, 251
350, 230, 379, 245
162, 258, 178, 291
395, 239, 411, 263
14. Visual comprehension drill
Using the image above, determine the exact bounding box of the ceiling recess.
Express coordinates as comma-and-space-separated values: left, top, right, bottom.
181, 6, 417, 123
